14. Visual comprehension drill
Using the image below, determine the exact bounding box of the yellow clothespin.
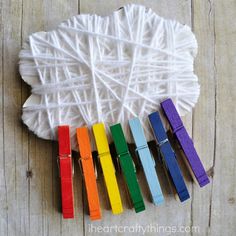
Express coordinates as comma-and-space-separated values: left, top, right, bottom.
92, 123, 123, 215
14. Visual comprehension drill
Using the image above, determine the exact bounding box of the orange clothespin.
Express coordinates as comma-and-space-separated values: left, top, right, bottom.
76, 127, 102, 220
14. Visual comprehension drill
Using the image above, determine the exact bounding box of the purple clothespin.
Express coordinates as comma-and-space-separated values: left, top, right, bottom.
161, 99, 210, 187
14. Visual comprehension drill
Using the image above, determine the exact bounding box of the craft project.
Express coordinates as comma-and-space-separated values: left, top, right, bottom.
19, 4, 199, 150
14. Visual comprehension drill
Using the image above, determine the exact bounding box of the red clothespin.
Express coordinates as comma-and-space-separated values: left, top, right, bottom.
58, 125, 74, 219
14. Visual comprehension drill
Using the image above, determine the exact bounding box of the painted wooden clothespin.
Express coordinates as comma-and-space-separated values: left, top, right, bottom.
58, 125, 74, 219
161, 99, 210, 187
76, 127, 101, 220
129, 117, 164, 205
110, 123, 145, 213
148, 112, 190, 202
92, 123, 123, 215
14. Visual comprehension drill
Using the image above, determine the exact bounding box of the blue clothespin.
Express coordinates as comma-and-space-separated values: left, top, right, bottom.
129, 117, 164, 205
148, 111, 190, 202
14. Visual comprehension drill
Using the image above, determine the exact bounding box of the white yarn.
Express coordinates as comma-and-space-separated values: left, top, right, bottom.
19, 4, 199, 151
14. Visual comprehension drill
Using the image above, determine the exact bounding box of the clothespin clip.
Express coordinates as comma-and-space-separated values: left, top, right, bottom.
148, 112, 190, 202
110, 123, 145, 213
92, 123, 123, 215
129, 118, 164, 205
161, 99, 210, 187
76, 127, 102, 220
58, 126, 74, 219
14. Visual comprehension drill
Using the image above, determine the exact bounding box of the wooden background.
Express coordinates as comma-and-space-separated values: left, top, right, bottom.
0, 0, 235, 235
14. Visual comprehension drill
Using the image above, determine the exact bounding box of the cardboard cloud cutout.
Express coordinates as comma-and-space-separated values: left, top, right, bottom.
19, 4, 199, 150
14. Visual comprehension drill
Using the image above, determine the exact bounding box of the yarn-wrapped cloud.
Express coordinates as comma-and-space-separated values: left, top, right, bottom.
19, 4, 199, 150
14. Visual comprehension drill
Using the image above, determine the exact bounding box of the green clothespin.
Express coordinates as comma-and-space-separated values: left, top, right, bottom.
110, 123, 145, 213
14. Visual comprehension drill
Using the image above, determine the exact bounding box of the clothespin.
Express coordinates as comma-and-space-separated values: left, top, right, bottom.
110, 123, 145, 213
161, 99, 210, 187
92, 123, 123, 215
129, 118, 164, 205
58, 126, 74, 219
148, 112, 190, 202
76, 127, 102, 220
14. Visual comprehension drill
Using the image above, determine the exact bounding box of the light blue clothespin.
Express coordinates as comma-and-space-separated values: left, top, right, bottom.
129, 117, 164, 205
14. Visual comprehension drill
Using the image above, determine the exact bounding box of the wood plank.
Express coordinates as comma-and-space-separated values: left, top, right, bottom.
192, 0, 215, 235
209, 1, 236, 235
0, 0, 8, 234
80, 1, 193, 235
1, 0, 30, 235
21, 0, 81, 235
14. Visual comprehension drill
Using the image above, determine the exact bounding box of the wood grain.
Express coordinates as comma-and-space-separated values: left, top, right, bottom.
1, 1, 26, 235
191, 0, 215, 235
0, 0, 235, 235
210, 0, 236, 235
